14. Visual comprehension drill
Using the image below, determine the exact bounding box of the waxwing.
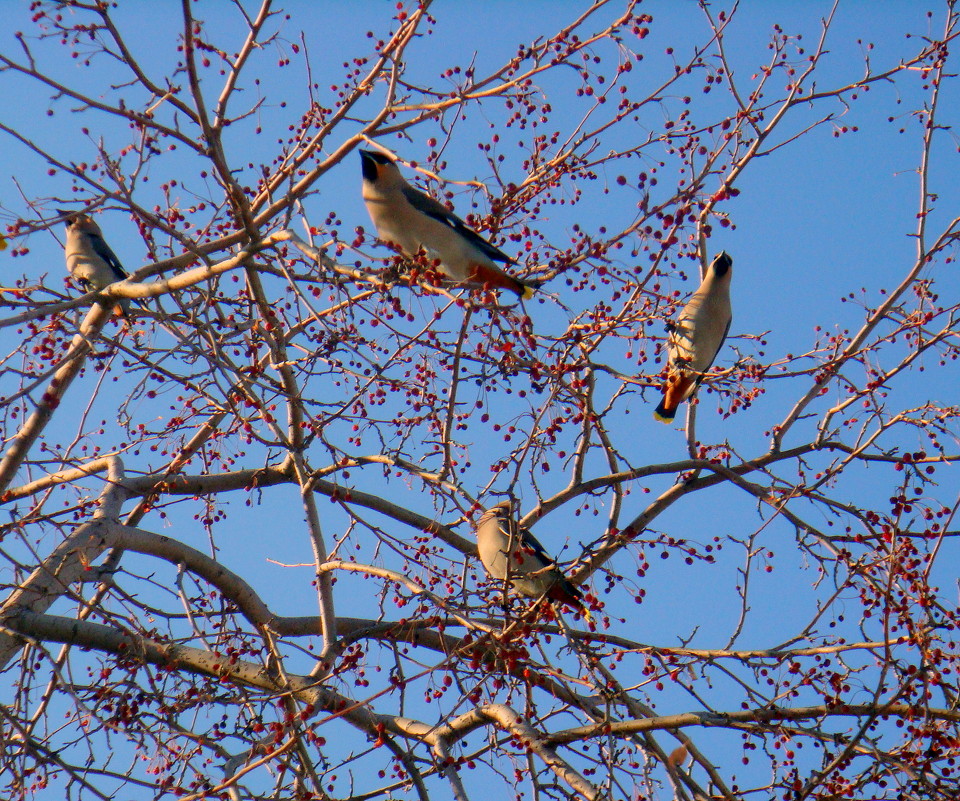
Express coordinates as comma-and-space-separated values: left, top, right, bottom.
360, 149, 534, 298
475, 500, 585, 612
654, 251, 733, 423
60, 210, 131, 317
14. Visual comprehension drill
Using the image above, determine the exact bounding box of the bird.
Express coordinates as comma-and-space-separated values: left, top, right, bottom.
654, 251, 733, 423
59, 210, 132, 317
475, 500, 586, 614
359, 149, 534, 299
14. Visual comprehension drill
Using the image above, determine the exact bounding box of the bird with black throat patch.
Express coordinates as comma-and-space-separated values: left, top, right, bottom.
359, 149, 535, 299
59, 209, 132, 318
475, 500, 588, 617
654, 251, 733, 424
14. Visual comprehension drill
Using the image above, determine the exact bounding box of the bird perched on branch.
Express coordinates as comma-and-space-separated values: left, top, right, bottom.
59, 210, 131, 317
654, 251, 733, 423
475, 500, 587, 614
359, 149, 534, 299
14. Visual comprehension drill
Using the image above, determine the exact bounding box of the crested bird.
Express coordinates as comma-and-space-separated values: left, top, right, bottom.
475, 500, 586, 613
654, 251, 733, 423
60, 210, 131, 317
360, 149, 534, 298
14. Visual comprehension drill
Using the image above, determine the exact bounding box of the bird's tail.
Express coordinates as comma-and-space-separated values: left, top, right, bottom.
654, 374, 697, 423
518, 282, 536, 300
549, 581, 592, 622
653, 399, 677, 424
469, 263, 538, 299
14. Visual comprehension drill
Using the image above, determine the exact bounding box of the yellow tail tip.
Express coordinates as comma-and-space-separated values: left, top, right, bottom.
653, 409, 674, 424
520, 284, 535, 300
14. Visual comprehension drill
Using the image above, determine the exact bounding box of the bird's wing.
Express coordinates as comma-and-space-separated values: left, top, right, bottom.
401, 184, 516, 264
693, 316, 732, 390
513, 524, 558, 569
89, 233, 129, 281
714, 316, 733, 362
667, 316, 696, 365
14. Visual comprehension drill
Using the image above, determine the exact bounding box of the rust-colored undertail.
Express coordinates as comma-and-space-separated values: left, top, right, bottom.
653, 373, 696, 423
547, 581, 591, 621
468, 262, 535, 299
